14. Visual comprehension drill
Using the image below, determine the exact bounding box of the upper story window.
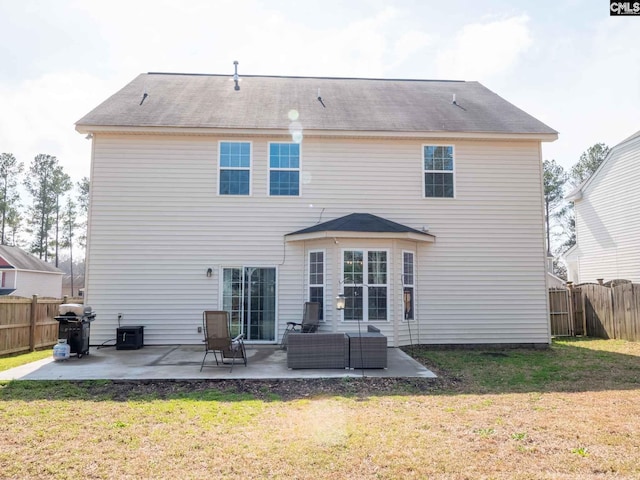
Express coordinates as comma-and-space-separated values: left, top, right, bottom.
269, 143, 300, 196
219, 141, 251, 195
424, 145, 454, 198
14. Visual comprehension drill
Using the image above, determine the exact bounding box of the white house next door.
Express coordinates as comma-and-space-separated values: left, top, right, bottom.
222, 267, 276, 342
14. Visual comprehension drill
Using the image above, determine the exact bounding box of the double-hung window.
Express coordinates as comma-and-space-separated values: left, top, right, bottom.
424, 145, 454, 198
308, 250, 324, 320
402, 252, 415, 320
219, 141, 251, 195
269, 143, 300, 196
342, 249, 388, 321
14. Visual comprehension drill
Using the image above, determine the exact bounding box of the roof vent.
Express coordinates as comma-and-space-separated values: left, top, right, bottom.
317, 88, 326, 108
233, 61, 240, 91
452, 93, 466, 110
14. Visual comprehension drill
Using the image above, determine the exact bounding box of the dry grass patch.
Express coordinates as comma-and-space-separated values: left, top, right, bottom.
1, 338, 639, 479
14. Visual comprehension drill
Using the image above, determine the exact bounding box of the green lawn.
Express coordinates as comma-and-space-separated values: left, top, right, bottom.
0, 349, 52, 372
1, 338, 639, 479
411, 337, 640, 393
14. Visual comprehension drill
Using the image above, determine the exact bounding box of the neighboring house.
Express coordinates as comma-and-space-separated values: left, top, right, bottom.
547, 272, 566, 289
62, 273, 85, 297
0, 245, 63, 297
546, 253, 566, 289
76, 72, 557, 347
564, 130, 640, 284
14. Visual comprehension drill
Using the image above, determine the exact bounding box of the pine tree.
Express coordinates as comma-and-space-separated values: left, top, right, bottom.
24, 154, 61, 260
4, 206, 22, 246
543, 159, 567, 256
61, 197, 78, 295
0, 153, 24, 245
570, 143, 610, 185
51, 167, 72, 267
76, 177, 90, 250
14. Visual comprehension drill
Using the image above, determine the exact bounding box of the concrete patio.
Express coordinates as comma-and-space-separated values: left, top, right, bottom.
0, 345, 436, 381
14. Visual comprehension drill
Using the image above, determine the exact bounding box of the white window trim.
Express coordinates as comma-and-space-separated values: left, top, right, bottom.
267, 141, 302, 197
218, 265, 279, 344
422, 144, 456, 199
308, 249, 326, 321
340, 248, 390, 322
218, 140, 253, 196
402, 250, 416, 322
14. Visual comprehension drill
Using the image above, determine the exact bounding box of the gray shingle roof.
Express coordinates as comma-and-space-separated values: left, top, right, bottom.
287, 213, 433, 237
0, 245, 63, 273
77, 73, 556, 136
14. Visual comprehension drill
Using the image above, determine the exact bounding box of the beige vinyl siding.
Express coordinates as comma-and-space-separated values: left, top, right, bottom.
86, 134, 549, 346
573, 136, 640, 283
13, 271, 63, 298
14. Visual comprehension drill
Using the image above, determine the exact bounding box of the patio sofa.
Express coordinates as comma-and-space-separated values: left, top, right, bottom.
286, 327, 388, 369
286, 332, 349, 369
346, 325, 387, 369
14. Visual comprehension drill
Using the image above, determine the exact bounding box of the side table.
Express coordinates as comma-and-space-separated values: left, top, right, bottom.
346, 331, 387, 369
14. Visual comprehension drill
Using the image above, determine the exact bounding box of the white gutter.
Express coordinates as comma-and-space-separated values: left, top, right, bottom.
285, 230, 435, 243
75, 124, 558, 142
16, 269, 64, 275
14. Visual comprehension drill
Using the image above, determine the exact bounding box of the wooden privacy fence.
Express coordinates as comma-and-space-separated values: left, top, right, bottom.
549, 282, 640, 341
549, 288, 574, 336
0, 296, 82, 356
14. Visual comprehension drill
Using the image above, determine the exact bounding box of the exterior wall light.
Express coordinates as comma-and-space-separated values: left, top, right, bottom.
336, 294, 346, 310
206, 268, 213, 278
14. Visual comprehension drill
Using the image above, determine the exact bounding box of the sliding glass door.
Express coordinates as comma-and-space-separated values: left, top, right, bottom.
222, 267, 276, 341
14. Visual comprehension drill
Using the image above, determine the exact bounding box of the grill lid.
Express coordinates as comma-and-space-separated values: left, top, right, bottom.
58, 304, 93, 316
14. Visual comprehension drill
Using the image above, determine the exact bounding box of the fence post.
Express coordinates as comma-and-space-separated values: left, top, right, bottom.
29, 294, 38, 352
567, 282, 575, 335
566, 283, 575, 336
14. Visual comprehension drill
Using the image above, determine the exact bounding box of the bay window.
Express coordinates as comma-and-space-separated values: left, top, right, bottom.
308, 250, 324, 320
402, 251, 415, 320
342, 249, 388, 321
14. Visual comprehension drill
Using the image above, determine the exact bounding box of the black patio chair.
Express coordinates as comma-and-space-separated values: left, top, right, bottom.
281, 302, 320, 349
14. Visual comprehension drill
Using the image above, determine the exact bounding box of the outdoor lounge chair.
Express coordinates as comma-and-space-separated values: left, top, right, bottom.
200, 310, 247, 372
281, 302, 320, 349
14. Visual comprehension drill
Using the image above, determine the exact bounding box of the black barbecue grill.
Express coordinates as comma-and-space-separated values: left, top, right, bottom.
54, 304, 95, 358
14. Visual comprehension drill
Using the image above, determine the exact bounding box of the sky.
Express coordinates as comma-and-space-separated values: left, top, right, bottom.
1, 0, 639, 186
